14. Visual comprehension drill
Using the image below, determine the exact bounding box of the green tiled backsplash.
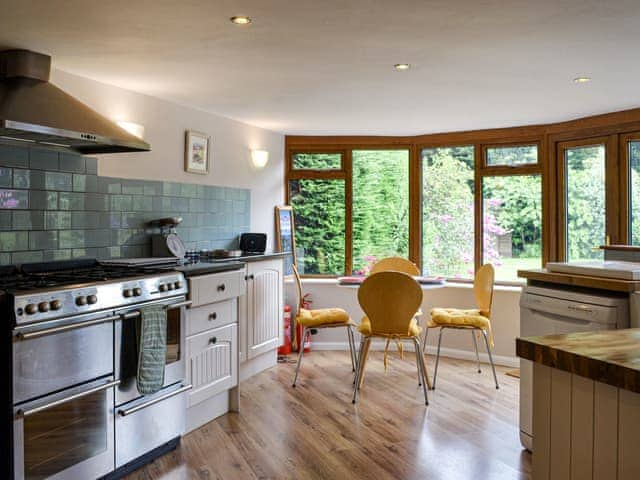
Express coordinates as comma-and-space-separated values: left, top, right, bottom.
0, 144, 251, 265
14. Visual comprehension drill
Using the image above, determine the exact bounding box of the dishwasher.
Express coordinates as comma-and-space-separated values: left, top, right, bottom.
519, 285, 630, 451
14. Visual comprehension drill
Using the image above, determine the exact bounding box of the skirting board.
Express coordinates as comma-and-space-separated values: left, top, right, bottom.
308, 341, 519, 368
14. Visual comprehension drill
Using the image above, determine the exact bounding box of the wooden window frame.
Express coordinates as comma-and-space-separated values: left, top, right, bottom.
285, 107, 640, 281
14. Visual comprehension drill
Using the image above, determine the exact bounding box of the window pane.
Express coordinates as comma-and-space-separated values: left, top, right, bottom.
486, 145, 538, 166
289, 179, 345, 275
630, 141, 640, 244
292, 153, 341, 170
566, 145, 605, 261
352, 150, 409, 273
422, 146, 475, 278
483, 175, 542, 282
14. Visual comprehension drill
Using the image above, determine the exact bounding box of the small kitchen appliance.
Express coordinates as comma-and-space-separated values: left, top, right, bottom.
151, 217, 187, 258
239, 233, 267, 254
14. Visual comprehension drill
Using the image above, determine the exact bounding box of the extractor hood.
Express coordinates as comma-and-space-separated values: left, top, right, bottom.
0, 49, 150, 154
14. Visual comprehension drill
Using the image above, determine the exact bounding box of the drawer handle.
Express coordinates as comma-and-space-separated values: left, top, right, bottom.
209, 336, 217, 344
209, 312, 217, 321
217, 284, 226, 292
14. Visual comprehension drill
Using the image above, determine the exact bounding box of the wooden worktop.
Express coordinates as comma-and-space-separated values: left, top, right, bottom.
518, 268, 640, 292
517, 328, 640, 393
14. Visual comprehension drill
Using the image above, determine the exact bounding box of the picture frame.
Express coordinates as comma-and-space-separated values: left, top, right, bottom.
275, 205, 297, 275
184, 130, 210, 174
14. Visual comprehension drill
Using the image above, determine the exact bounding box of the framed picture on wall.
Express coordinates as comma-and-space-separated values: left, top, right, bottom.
275, 205, 297, 275
184, 130, 210, 174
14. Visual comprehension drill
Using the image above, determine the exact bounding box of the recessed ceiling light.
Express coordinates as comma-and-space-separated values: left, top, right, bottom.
573, 76, 591, 84
230, 16, 252, 25
394, 63, 411, 71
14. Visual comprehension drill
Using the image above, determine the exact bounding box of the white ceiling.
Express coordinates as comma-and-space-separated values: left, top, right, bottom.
1, 0, 640, 135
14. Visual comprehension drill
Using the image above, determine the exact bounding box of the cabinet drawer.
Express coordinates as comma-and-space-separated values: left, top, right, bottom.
187, 298, 236, 336
186, 324, 237, 407
188, 270, 244, 307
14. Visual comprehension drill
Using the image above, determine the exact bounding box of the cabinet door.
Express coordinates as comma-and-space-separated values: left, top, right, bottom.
186, 323, 238, 407
246, 259, 283, 359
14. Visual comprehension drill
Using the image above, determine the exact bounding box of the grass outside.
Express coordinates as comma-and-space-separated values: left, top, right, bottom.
494, 257, 540, 283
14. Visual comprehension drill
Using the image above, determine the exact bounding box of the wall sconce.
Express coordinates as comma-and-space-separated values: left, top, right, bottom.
251, 149, 269, 168
117, 121, 145, 139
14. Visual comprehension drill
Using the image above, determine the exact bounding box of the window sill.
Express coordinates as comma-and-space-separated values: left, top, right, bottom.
285, 277, 523, 293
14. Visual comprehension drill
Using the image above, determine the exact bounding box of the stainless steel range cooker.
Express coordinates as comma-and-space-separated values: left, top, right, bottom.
1, 259, 192, 480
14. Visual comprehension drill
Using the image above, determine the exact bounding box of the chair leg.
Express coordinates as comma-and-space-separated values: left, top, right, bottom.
354, 336, 363, 385
292, 327, 308, 387
352, 337, 370, 404
471, 330, 481, 373
347, 326, 356, 372
422, 325, 429, 354
433, 327, 444, 390
481, 330, 499, 389
357, 337, 372, 390
413, 338, 429, 405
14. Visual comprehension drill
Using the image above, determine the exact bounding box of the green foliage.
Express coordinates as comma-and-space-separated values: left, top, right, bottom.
566, 146, 605, 260
289, 179, 345, 274
292, 153, 341, 170
352, 150, 409, 272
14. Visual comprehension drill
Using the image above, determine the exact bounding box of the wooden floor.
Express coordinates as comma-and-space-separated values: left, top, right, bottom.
125, 351, 531, 480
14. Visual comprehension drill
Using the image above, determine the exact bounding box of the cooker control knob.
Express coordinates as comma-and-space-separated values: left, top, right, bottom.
50, 299, 62, 310
123, 289, 133, 298
159, 284, 168, 292
174, 281, 182, 289
133, 288, 142, 297
75, 296, 88, 306
25, 303, 38, 315
87, 295, 98, 305
167, 283, 175, 291
38, 301, 50, 312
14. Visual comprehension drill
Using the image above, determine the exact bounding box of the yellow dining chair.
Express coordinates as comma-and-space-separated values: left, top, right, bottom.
425, 263, 499, 389
369, 256, 420, 276
352, 271, 429, 405
292, 264, 357, 387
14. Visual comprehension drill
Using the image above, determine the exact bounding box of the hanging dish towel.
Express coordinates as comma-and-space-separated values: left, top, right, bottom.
136, 305, 167, 395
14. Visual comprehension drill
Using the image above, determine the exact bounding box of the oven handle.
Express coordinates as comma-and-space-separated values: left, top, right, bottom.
117, 384, 193, 416
120, 300, 192, 320
15, 379, 121, 418
14, 314, 115, 341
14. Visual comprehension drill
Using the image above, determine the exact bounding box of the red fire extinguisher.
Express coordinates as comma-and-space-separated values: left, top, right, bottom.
294, 294, 312, 353
278, 305, 292, 355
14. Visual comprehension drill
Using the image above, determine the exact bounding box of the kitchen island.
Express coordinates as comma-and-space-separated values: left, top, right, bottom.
517, 329, 640, 480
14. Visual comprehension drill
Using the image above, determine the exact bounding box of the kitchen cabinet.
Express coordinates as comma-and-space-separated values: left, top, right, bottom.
184, 268, 243, 432
239, 258, 284, 376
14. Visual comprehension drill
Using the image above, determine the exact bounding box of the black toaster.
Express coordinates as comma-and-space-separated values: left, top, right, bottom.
239, 233, 267, 254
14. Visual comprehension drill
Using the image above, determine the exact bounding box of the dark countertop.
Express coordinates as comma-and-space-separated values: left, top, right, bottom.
517, 328, 640, 393
176, 252, 288, 277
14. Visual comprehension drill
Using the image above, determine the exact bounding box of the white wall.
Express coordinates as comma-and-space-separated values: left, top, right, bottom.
285, 280, 521, 366
52, 69, 285, 249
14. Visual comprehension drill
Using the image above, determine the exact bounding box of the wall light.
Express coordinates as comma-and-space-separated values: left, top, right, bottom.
251, 149, 269, 168
117, 121, 145, 139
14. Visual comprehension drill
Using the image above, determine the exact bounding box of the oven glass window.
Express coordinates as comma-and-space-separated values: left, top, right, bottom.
23, 389, 108, 479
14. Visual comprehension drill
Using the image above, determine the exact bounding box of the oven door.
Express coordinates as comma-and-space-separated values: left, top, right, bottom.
13, 376, 118, 480
13, 311, 115, 404
115, 297, 189, 405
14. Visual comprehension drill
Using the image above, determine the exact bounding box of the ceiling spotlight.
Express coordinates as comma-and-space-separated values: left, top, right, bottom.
394, 63, 411, 71
230, 16, 252, 25
573, 76, 591, 84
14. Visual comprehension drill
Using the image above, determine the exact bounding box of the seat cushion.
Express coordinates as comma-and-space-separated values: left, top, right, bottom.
429, 308, 490, 330
296, 308, 353, 327
358, 316, 422, 337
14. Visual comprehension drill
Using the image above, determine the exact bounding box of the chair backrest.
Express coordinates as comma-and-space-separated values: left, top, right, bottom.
474, 264, 495, 318
358, 271, 423, 336
292, 264, 304, 311
369, 256, 420, 276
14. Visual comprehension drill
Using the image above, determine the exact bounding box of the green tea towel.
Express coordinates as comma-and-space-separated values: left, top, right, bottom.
136, 305, 167, 395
